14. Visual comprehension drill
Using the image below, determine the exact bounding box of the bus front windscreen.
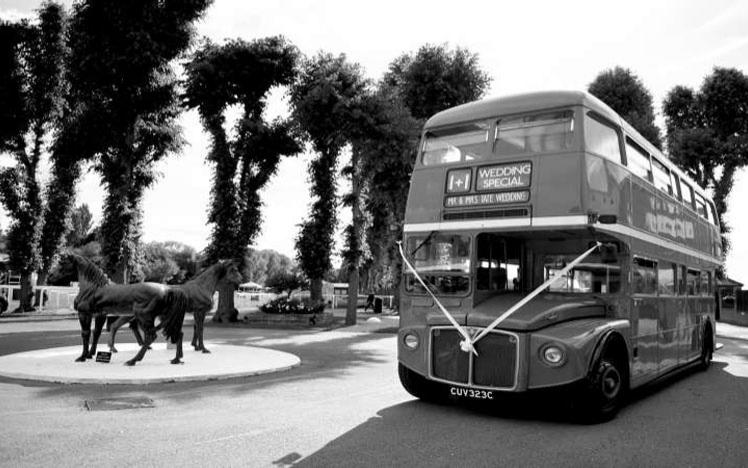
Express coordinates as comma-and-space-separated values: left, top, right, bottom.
405, 233, 471, 295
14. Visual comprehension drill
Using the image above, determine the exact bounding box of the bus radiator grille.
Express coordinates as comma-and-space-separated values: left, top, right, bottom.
473, 333, 516, 388
432, 329, 469, 384
431, 329, 517, 389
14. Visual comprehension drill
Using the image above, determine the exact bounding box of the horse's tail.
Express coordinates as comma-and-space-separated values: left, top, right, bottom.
160, 289, 189, 344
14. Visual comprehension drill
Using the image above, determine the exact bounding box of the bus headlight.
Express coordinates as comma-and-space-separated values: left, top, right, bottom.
540, 344, 566, 367
403, 333, 419, 350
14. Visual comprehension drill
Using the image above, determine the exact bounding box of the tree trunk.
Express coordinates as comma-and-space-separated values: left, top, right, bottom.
112, 261, 128, 284
310, 277, 323, 306
213, 281, 238, 323
33, 270, 49, 308
345, 268, 359, 325
16, 273, 34, 312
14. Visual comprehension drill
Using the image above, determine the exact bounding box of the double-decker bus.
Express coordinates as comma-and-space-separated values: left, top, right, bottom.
397, 91, 721, 421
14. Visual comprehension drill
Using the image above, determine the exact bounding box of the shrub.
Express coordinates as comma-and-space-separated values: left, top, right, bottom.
260, 297, 324, 314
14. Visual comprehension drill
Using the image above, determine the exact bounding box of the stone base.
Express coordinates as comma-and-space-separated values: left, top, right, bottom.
241, 312, 334, 328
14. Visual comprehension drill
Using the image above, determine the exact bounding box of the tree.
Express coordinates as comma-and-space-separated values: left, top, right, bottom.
588, 66, 662, 149
365, 44, 490, 304
65, 0, 211, 283
290, 52, 369, 321
383, 44, 491, 120
243, 248, 295, 285
184, 36, 301, 322
265, 271, 306, 299
0, 2, 67, 311
141, 242, 180, 283
663, 67, 748, 255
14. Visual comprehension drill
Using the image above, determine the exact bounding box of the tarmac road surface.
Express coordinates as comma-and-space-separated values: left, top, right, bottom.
0, 318, 746, 467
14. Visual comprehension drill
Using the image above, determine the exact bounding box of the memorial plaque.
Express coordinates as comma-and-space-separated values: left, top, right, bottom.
95, 351, 112, 363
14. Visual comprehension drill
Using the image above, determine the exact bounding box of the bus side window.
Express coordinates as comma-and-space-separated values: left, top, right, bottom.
680, 179, 694, 210
625, 138, 652, 182
632, 257, 657, 294
686, 269, 699, 295
700, 271, 711, 296
657, 261, 676, 295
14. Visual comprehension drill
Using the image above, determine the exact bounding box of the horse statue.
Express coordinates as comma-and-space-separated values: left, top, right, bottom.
71, 255, 190, 366
107, 260, 243, 354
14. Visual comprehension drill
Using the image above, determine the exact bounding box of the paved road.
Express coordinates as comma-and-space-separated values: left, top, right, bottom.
0, 319, 746, 467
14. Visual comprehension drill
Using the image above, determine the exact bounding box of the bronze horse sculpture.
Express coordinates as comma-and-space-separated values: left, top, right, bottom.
71, 255, 190, 366
107, 260, 243, 354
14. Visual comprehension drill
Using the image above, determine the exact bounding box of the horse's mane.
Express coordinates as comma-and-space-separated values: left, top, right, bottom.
73, 255, 110, 288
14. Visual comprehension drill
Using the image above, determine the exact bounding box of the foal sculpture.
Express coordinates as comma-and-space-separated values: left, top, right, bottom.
72, 255, 189, 366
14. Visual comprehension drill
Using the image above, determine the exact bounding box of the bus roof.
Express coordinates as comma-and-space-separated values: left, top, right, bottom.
423, 90, 712, 204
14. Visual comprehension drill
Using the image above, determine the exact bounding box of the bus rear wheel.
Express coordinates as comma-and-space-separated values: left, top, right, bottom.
575, 350, 627, 423
699, 325, 713, 371
398, 363, 446, 403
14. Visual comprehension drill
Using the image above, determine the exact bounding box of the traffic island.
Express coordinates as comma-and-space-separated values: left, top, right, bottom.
240, 311, 335, 328
0, 342, 300, 384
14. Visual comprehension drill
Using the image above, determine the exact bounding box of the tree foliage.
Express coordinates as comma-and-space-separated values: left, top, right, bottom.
65, 0, 211, 282
383, 44, 491, 120
243, 248, 295, 285
265, 270, 307, 298
663, 67, 748, 252
184, 35, 301, 321
588, 66, 662, 149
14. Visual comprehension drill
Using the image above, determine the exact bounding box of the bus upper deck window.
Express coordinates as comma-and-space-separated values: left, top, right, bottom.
494, 111, 573, 155
422, 123, 490, 166
585, 114, 622, 163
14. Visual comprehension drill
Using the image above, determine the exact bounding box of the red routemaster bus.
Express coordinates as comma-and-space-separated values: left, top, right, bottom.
397, 91, 721, 421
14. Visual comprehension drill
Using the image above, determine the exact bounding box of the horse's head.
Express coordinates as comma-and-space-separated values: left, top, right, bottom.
70, 254, 110, 291
217, 259, 243, 286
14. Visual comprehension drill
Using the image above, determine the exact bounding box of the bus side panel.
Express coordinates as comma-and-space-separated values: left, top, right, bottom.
527, 318, 631, 390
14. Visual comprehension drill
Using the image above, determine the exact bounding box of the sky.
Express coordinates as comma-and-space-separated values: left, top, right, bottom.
1, 0, 748, 283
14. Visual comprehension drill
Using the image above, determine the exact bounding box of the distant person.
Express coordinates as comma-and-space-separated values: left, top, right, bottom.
364, 293, 375, 312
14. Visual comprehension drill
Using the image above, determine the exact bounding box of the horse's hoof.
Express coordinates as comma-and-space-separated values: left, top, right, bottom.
124, 360, 136, 366
110, 347, 118, 353
74, 356, 86, 362
201, 349, 211, 354
170, 358, 183, 365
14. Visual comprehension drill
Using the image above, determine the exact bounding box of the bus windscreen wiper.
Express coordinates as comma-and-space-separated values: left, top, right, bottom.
409, 231, 436, 258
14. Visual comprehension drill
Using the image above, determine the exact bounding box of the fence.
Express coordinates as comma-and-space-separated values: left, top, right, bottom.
0, 285, 394, 314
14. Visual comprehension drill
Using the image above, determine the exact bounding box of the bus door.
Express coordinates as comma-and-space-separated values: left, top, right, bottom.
657, 261, 679, 372
631, 257, 659, 381
680, 268, 702, 363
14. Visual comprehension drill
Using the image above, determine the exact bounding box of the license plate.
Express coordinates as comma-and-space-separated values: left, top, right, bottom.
449, 386, 494, 400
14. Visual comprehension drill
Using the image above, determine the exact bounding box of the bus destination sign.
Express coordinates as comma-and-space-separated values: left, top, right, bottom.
445, 190, 530, 208
476, 162, 531, 191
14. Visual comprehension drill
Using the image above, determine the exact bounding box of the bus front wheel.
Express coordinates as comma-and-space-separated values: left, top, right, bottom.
575, 347, 627, 423
398, 363, 446, 403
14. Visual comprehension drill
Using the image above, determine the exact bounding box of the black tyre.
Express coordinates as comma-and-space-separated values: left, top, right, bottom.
575, 350, 627, 423
398, 363, 446, 403
699, 325, 713, 371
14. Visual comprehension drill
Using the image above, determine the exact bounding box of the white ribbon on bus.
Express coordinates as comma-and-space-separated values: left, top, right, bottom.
397, 241, 478, 355
398, 240, 601, 355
